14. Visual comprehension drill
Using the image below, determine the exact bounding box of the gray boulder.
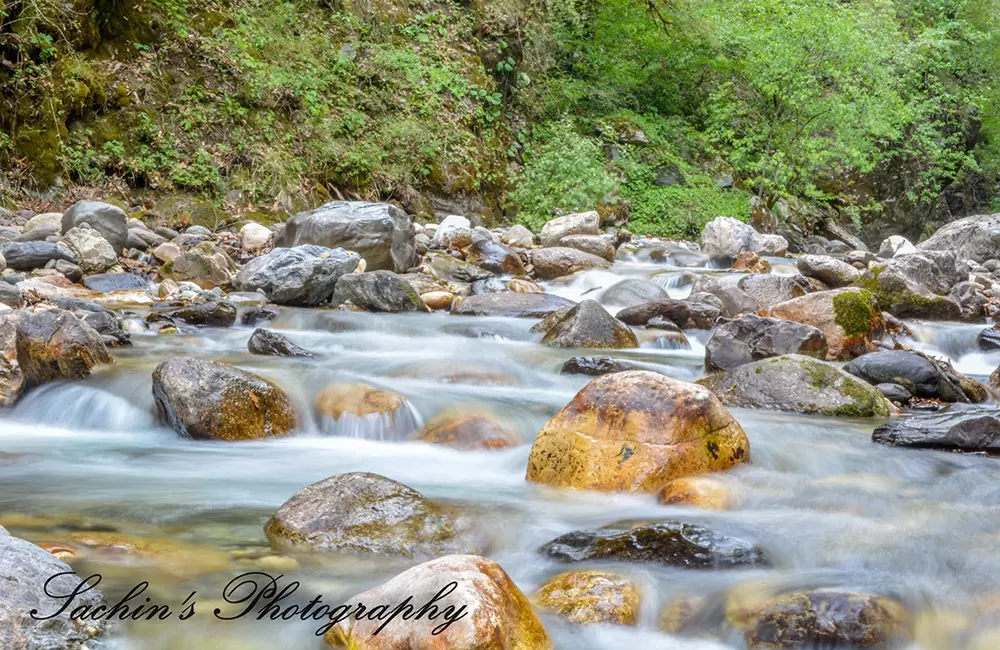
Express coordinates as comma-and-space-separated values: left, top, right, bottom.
62, 200, 128, 253
844, 350, 968, 402
332, 270, 428, 312
698, 354, 892, 417
0, 526, 109, 649
738, 274, 809, 307
616, 297, 722, 329
877, 235, 916, 259
58, 226, 118, 273
529, 247, 609, 280
796, 254, 861, 288
599, 278, 669, 308
700, 217, 788, 258
860, 251, 963, 319
541, 300, 637, 349
83, 272, 150, 293
917, 213, 1000, 263
264, 472, 488, 556
275, 201, 417, 272
558, 234, 616, 261
705, 314, 828, 371
690, 274, 760, 317
247, 328, 313, 357
0, 241, 77, 271
872, 408, 1000, 452
539, 211, 600, 247
231, 245, 361, 306
451, 292, 575, 318
149, 300, 238, 328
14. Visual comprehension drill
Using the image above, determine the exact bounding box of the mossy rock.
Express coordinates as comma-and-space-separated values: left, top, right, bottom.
533, 571, 641, 626
264, 472, 489, 557
762, 288, 884, 361
697, 354, 892, 418
526, 371, 750, 493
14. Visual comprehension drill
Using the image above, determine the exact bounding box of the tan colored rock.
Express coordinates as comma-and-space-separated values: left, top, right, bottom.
315, 383, 407, 419
419, 408, 519, 450
762, 288, 884, 361
658, 475, 743, 510
525, 371, 750, 493
422, 291, 455, 310
732, 251, 771, 274
325, 555, 553, 650
160, 241, 237, 290
658, 595, 707, 634
533, 570, 640, 626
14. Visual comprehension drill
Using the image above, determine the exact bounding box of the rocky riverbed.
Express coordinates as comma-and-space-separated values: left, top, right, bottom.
3, 202, 1000, 649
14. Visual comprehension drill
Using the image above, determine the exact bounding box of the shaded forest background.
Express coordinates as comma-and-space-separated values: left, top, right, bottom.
1, 0, 998, 244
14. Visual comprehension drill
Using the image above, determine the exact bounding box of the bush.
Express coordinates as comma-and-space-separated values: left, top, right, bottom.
509, 120, 619, 231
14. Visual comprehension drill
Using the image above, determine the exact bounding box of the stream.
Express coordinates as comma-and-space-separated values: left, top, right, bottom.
2, 250, 999, 650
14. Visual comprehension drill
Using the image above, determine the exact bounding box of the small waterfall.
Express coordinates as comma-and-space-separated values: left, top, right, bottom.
316, 401, 422, 441
9, 383, 155, 432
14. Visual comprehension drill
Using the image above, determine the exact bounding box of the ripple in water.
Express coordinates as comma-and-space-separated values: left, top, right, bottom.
10, 383, 155, 432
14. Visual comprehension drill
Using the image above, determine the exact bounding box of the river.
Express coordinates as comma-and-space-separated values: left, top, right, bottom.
1, 248, 997, 649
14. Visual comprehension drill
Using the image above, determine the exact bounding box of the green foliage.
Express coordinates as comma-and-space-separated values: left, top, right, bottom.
509, 120, 619, 231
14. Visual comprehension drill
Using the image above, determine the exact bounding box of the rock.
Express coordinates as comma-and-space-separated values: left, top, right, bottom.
14, 309, 113, 387
700, 217, 788, 258
533, 571, 640, 626
161, 241, 238, 290
419, 408, 519, 450
58, 226, 118, 273
526, 371, 750, 493
421, 291, 455, 310
705, 314, 828, 371
950, 280, 988, 321
239, 222, 272, 251
152, 242, 182, 264
844, 350, 967, 402
503, 224, 535, 247
314, 382, 417, 440
877, 235, 917, 259
744, 590, 908, 649
877, 383, 911, 403
529, 247, 610, 280
872, 408, 1000, 452
0, 526, 109, 649
0, 283, 22, 308
274, 201, 417, 272
231, 245, 360, 306
658, 596, 708, 634
247, 328, 313, 357
0, 241, 77, 271
62, 200, 128, 253
560, 356, 641, 376
127, 226, 167, 249
54, 259, 84, 283
539, 519, 768, 568
796, 254, 860, 288
22, 212, 62, 232
324, 554, 552, 650
979, 323, 1000, 351
698, 354, 892, 417
152, 357, 296, 440
241, 306, 280, 326
151, 300, 238, 328
658, 476, 743, 510
265, 472, 487, 556
332, 270, 428, 312
428, 252, 495, 283
82, 272, 149, 293
762, 288, 884, 361
541, 300, 637, 349
615, 297, 722, 329
432, 215, 473, 249
466, 237, 526, 275
916, 213, 1000, 263
557, 234, 615, 262
732, 251, 771, 274
738, 274, 809, 306
599, 279, 669, 308
691, 274, 760, 317
859, 251, 963, 319
0, 316, 22, 406
452, 292, 575, 318
540, 211, 600, 247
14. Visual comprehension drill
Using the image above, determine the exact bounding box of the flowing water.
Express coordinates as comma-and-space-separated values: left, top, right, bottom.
2, 248, 999, 649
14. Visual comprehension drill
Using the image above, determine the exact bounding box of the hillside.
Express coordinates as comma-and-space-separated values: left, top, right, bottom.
2, 0, 999, 244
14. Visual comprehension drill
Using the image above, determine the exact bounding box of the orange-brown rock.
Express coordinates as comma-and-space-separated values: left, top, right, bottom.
533, 570, 640, 625
761, 288, 884, 361
525, 371, 750, 493
732, 251, 771, 274
325, 555, 553, 650
315, 382, 407, 419
658, 475, 744, 510
419, 409, 519, 450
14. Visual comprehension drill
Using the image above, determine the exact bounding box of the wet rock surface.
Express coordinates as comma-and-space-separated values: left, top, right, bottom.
872, 408, 1000, 452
